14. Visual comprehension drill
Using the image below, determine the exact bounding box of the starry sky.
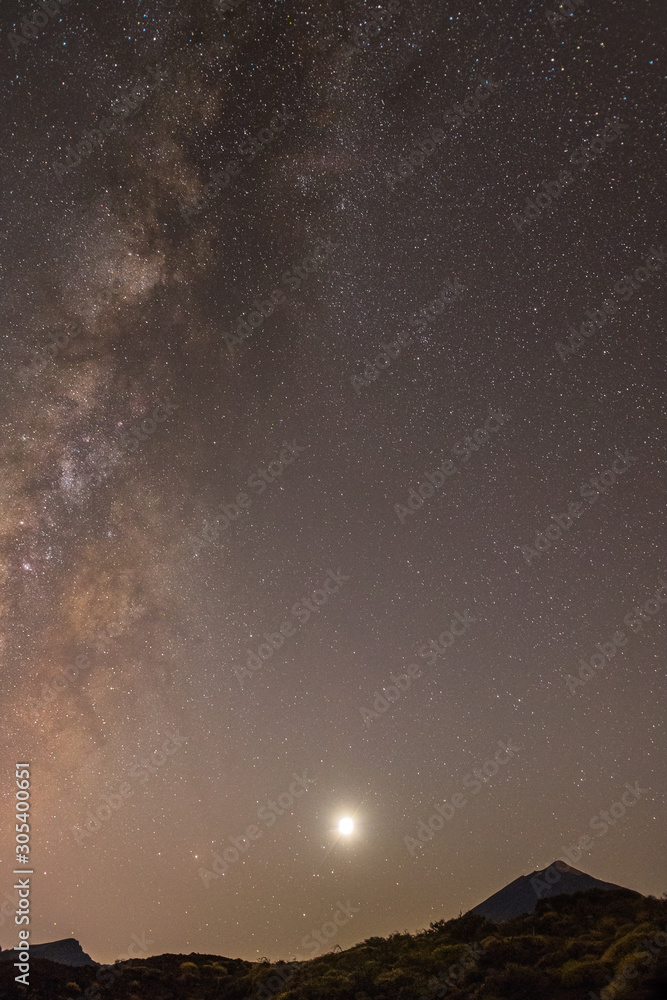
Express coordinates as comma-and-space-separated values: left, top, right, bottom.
1, 0, 665, 968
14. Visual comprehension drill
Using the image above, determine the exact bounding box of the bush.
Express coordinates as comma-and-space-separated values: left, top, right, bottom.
483, 962, 552, 999
303, 968, 355, 998
599, 916, 620, 936
602, 924, 660, 965
362, 958, 384, 980
376, 967, 411, 986
179, 960, 200, 978
432, 943, 468, 967
203, 960, 228, 975
601, 979, 639, 1000
445, 912, 491, 943
559, 958, 611, 988
480, 935, 548, 971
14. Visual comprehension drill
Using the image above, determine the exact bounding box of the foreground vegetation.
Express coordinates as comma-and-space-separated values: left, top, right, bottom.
3, 888, 666, 999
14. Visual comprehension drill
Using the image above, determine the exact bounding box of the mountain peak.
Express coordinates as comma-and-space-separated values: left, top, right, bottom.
470, 862, 630, 923
550, 860, 584, 874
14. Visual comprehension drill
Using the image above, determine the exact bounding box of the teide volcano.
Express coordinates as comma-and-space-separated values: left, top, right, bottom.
470, 860, 631, 922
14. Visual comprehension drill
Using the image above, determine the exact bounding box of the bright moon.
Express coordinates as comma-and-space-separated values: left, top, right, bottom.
339, 817, 354, 835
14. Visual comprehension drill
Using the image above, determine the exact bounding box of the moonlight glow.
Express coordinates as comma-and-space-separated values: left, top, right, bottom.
339, 817, 354, 835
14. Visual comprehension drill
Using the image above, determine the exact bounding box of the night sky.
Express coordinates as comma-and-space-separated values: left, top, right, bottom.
1, 0, 665, 968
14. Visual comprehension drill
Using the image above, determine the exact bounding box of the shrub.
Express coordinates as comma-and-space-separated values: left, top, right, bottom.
304, 969, 354, 999
432, 943, 468, 967
602, 924, 660, 965
560, 935, 589, 960
559, 958, 611, 988
179, 960, 200, 978
601, 978, 639, 1000
599, 950, 655, 998
483, 962, 552, 999
445, 912, 491, 943
362, 958, 384, 980
203, 960, 228, 974
599, 916, 620, 936
480, 935, 547, 971
376, 967, 411, 986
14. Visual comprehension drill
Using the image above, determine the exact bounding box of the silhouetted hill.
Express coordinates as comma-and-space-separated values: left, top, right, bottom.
1, 885, 665, 1000
470, 859, 629, 921
0, 936, 96, 967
